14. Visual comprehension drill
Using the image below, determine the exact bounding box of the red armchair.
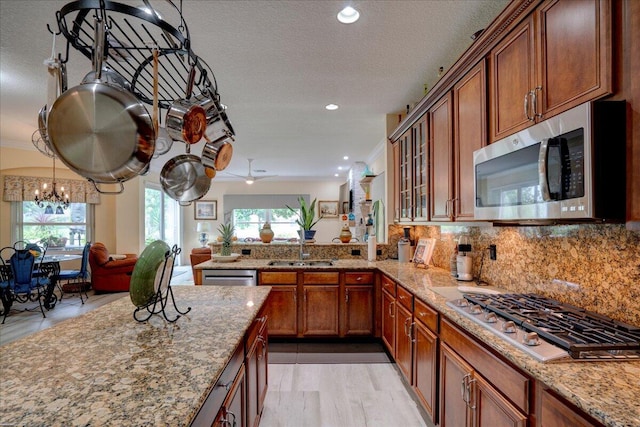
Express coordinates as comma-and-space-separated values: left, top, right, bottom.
88, 242, 138, 292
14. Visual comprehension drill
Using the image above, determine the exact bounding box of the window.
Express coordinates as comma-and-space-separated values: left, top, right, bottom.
17, 201, 93, 252
232, 208, 299, 241
144, 184, 181, 249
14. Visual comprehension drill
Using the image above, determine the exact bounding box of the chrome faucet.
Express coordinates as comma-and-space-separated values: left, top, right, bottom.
299, 226, 310, 260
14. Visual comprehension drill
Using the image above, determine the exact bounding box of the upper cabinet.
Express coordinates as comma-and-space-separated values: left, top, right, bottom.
394, 116, 428, 222
429, 92, 454, 222
453, 60, 487, 220
490, 0, 612, 142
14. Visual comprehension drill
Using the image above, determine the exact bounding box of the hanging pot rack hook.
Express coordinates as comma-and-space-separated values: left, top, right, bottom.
46, 23, 61, 36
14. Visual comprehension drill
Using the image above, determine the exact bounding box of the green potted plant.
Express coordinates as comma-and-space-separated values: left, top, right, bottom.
286, 196, 323, 241
217, 223, 235, 256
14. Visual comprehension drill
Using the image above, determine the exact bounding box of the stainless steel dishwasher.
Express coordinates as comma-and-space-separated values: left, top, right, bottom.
201, 269, 257, 286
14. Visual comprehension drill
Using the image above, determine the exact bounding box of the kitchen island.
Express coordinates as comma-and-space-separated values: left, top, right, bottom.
0, 285, 270, 426
195, 258, 640, 427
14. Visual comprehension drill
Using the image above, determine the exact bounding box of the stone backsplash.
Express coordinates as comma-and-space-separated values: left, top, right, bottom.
389, 223, 640, 326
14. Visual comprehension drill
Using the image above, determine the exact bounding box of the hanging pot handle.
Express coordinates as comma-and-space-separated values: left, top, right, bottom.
179, 200, 192, 206
93, 18, 106, 80
185, 64, 197, 99
89, 179, 125, 194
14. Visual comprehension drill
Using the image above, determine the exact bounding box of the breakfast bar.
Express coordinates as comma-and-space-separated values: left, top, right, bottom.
0, 286, 270, 426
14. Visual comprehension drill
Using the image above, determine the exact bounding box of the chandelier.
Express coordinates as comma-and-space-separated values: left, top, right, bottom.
34, 157, 69, 214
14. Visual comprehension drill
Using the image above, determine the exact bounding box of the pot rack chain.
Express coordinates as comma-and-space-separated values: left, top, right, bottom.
52, 0, 220, 111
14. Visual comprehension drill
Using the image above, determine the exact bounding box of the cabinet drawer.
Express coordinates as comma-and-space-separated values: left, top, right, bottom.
441, 317, 530, 413
396, 285, 413, 310
414, 298, 438, 333
381, 275, 396, 297
260, 271, 297, 285
345, 271, 374, 285
303, 271, 339, 284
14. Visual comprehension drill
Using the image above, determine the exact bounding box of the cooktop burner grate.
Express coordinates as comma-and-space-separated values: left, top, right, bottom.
462, 293, 640, 360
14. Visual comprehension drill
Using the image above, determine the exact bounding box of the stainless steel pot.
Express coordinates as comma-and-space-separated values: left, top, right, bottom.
47, 19, 154, 193
201, 138, 233, 171
160, 149, 211, 205
165, 66, 207, 144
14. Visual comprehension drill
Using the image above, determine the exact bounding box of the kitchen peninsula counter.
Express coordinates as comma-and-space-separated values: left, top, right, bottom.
0, 286, 270, 426
196, 258, 640, 427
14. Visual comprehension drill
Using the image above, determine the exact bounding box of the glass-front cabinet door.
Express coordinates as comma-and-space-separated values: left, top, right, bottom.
412, 116, 428, 221
398, 129, 412, 221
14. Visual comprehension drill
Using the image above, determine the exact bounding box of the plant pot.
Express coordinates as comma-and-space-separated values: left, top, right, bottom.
298, 229, 316, 241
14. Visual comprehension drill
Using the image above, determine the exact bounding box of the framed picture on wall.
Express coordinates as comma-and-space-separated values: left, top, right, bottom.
194, 200, 217, 220
318, 200, 339, 218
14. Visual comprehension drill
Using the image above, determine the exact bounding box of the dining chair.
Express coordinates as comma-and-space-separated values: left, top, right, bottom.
56, 241, 91, 304
3, 249, 49, 323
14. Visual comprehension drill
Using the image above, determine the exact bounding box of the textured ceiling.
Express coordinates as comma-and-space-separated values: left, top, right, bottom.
0, 0, 508, 181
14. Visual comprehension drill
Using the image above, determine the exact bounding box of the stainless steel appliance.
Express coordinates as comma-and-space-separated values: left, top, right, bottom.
202, 269, 257, 286
473, 101, 626, 223
447, 293, 640, 362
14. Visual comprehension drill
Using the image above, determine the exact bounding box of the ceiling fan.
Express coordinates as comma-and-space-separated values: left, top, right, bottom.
225, 158, 277, 184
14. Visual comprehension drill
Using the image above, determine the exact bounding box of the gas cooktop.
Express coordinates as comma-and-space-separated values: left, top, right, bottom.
447, 293, 640, 362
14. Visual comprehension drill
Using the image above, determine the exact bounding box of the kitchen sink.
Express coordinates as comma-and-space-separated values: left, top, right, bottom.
267, 260, 334, 267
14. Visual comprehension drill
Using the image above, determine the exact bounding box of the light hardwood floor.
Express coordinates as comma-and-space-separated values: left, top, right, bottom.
261, 363, 432, 427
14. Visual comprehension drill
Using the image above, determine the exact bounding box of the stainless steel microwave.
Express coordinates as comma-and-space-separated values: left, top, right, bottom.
473, 101, 626, 223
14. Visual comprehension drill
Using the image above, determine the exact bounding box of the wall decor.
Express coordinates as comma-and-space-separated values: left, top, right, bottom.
319, 200, 339, 218
194, 200, 217, 220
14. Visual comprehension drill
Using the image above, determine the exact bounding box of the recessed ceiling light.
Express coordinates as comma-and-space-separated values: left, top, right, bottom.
334, 173, 339, 177
325, 103, 339, 111
343, 155, 349, 160
337, 6, 360, 24
338, 166, 343, 170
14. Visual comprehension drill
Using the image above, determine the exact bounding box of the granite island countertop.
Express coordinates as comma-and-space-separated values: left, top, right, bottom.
0, 286, 270, 426
197, 257, 640, 427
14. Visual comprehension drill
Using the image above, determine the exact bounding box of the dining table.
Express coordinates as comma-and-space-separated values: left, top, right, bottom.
0, 253, 82, 315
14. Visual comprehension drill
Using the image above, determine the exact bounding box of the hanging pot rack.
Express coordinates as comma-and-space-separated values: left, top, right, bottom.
52, 0, 220, 110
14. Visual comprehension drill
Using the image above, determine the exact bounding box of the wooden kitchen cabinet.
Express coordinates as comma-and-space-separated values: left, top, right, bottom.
213, 364, 246, 427
302, 272, 340, 336
440, 319, 529, 427
537, 386, 603, 427
490, 0, 612, 142
381, 276, 396, 356
429, 92, 454, 221
394, 115, 428, 222
395, 286, 414, 381
397, 128, 413, 221
412, 299, 439, 424
245, 310, 268, 427
260, 271, 298, 337
342, 272, 374, 336
453, 60, 487, 220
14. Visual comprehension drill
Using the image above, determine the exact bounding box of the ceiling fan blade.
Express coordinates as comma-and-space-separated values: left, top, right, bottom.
252, 175, 278, 181
222, 171, 247, 178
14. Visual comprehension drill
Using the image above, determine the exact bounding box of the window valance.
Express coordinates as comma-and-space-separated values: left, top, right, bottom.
3, 175, 101, 204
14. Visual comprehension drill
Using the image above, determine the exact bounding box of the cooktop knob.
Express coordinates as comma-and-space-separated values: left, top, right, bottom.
484, 312, 498, 323
523, 332, 541, 346
501, 320, 517, 334
470, 304, 483, 315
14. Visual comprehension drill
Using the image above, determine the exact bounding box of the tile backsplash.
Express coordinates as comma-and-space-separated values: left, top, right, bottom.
389, 224, 640, 326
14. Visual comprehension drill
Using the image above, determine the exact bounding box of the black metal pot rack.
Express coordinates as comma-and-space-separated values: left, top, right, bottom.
53, 0, 219, 110
133, 244, 191, 323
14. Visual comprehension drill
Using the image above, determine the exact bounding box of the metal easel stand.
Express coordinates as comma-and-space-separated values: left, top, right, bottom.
133, 245, 191, 323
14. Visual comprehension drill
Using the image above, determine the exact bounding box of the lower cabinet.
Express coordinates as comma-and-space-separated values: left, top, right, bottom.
381, 275, 397, 356
395, 300, 413, 381
412, 299, 438, 423
537, 385, 602, 427
261, 270, 374, 338
440, 319, 528, 427
246, 311, 268, 427
214, 364, 246, 427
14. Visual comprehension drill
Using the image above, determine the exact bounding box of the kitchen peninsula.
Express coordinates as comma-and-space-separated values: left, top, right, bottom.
0, 286, 270, 426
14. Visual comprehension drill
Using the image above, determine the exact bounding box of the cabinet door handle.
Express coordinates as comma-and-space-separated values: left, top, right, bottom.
461, 373, 471, 404
346, 288, 349, 304
534, 86, 543, 119
410, 322, 416, 343
468, 378, 477, 410
524, 90, 535, 121
389, 301, 395, 318
218, 380, 233, 391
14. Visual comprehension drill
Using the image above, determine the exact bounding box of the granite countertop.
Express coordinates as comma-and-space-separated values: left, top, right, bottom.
194, 258, 377, 270
0, 286, 271, 426
197, 258, 639, 427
